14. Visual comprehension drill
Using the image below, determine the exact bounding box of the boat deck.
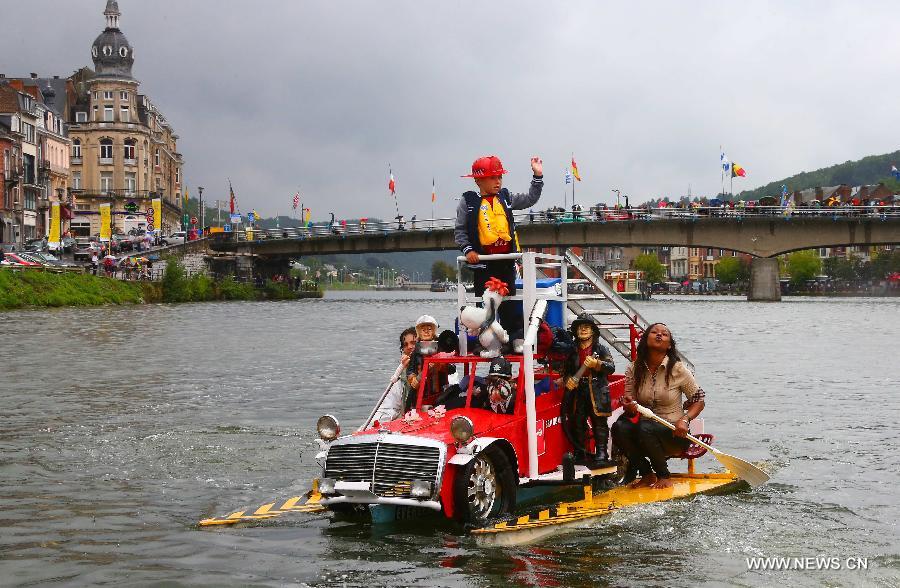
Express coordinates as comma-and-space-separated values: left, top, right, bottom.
472, 472, 742, 546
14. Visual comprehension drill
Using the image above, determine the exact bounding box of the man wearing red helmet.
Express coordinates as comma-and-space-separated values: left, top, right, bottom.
455, 155, 544, 335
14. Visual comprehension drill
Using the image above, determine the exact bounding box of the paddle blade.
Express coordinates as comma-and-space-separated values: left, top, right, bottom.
713, 450, 769, 488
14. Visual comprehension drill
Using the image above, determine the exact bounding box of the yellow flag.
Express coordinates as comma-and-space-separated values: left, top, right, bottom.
99, 203, 111, 241
48, 202, 61, 248
152, 198, 162, 232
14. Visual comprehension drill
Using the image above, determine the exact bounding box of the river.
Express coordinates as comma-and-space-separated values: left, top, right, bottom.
1, 293, 898, 587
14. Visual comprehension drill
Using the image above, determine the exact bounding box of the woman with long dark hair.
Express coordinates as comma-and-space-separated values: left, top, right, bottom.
611, 323, 706, 489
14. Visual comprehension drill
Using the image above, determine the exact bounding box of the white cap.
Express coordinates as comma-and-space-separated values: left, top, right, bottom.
415, 315, 439, 328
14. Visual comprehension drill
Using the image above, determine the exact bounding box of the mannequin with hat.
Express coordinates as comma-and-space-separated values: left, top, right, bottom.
562, 313, 616, 467
405, 315, 455, 412
454, 155, 543, 336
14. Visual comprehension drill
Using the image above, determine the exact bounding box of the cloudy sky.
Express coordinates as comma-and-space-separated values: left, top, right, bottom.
3, 1, 898, 220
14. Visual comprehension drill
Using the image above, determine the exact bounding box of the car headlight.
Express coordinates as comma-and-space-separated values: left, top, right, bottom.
316, 414, 340, 441
410, 480, 433, 499
450, 415, 474, 444
318, 477, 336, 495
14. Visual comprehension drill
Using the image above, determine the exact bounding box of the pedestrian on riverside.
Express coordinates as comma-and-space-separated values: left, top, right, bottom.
454, 155, 543, 335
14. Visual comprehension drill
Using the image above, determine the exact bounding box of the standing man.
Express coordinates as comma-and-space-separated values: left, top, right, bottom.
563, 313, 616, 467
454, 155, 543, 334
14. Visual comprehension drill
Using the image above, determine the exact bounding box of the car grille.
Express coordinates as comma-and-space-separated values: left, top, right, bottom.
324, 441, 441, 499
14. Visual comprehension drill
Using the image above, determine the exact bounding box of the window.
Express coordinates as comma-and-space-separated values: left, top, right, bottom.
3, 149, 9, 175
100, 172, 113, 193
93, 91, 98, 100
104, 106, 114, 122
72, 172, 81, 190
119, 47, 128, 58
123, 139, 135, 161
125, 172, 136, 194
93, 105, 99, 121
72, 140, 81, 159
175, 168, 179, 183
120, 106, 130, 123
155, 149, 160, 167
103, 90, 113, 100
120, 91, 128, 101
22, 123, 35, 143
100, 138, 113, 160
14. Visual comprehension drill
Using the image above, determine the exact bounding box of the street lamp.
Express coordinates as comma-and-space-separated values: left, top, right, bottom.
197, 186, 204, 235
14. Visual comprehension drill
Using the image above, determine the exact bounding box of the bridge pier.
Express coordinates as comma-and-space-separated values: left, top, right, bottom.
748, 257, 781, 301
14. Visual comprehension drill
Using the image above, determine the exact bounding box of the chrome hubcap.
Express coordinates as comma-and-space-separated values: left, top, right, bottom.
466, 455, 498, 518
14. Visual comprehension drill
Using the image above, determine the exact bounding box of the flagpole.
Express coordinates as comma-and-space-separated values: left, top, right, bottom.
571, 153, 576, 209
720, 145, 725, 197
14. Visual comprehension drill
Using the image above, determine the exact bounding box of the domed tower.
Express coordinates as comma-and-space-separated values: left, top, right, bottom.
91, 0, 134, 79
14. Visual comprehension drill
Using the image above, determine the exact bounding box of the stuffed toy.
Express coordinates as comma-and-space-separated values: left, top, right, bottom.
459, 277, 510, 358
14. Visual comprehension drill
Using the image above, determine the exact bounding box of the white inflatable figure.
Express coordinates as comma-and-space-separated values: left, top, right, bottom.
459, 277, 510, 358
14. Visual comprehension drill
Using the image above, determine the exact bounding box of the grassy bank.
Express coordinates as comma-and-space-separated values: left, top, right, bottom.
142, 259, 308, 303
0, 269, 144, 310
1, 260, 321, 310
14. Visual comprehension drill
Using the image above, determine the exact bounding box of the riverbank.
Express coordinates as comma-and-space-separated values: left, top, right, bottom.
0, 265, 321, 310
0, 268, 144, 309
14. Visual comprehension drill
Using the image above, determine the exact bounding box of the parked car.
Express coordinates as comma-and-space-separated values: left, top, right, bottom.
2, 252, 41, 266
73, 241, 101, 262
161, 231, 187, 245
24, 238, 48, 253
112, 233, 133, 252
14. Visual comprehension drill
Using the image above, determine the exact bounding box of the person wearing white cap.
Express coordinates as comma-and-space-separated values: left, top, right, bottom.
405, 314, 448, 411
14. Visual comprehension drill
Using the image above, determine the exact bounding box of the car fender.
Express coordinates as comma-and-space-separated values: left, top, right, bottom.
448, 437, 518, 471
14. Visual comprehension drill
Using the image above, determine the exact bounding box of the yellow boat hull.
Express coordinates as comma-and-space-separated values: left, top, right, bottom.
472, 472, 742, 546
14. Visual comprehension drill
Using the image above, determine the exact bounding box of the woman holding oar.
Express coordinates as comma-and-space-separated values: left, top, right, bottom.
612, 323, 706, 489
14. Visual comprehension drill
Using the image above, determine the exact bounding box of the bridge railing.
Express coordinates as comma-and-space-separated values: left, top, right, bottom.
223, 204, 899, 243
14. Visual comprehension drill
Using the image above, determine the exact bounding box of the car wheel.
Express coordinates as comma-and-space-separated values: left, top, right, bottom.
453, 446, 516, 525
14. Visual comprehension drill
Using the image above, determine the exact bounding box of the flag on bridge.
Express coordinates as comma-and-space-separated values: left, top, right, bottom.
388, 167, 396, 195
731, 162, 747, 178
565, 168, 573, 184
293, 192, 299, 210
229, 181, 236, 214
571, 156, 582, 181
432, 178, 436, 203
720, 151, 730, 173
892, 165, 900, 180
304, 207, 311, 227
780, 184, 790, 208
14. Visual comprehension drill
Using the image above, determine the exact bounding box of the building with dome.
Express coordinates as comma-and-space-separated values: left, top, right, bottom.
65, 0, 184, 236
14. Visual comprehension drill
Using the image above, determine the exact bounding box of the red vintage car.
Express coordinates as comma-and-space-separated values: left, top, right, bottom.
315, 351, 626, 525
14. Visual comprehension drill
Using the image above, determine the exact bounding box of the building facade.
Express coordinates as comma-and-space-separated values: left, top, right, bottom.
66, 0, 183, 237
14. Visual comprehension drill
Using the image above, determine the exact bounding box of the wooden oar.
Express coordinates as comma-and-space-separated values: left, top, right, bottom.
634, 404, 769, 488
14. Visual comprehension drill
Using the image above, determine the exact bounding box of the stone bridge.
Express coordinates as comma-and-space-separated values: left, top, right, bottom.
210, 215, 900, 300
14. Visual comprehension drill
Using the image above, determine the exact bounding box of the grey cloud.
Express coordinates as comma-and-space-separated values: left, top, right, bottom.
3, 0, 898, 220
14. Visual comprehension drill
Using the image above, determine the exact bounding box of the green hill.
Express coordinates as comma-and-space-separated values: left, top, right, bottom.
737, 150, 900, 200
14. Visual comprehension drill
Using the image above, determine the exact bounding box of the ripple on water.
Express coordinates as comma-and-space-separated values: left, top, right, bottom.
1, 294, 898, 586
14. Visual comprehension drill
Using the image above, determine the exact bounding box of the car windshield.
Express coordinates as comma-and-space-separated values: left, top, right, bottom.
417, 356, 522, 415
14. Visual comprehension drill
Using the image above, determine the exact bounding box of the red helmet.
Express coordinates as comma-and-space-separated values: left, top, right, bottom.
462, 155, 509, 178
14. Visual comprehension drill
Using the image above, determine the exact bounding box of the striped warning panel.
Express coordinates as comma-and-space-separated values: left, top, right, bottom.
198, 491, 325, 527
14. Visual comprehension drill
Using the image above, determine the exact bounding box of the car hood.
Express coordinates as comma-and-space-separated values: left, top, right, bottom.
355, 408, 513, 445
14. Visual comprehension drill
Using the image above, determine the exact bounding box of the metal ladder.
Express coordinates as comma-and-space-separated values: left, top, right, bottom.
562, 249, 694, 371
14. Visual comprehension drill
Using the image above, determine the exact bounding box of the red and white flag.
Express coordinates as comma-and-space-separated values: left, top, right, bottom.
388, 167, 396, 195
292, 192, 299, 210
431, 178, 436, 203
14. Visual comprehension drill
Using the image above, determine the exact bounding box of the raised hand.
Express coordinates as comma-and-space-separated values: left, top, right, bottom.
531, 156, 543, 176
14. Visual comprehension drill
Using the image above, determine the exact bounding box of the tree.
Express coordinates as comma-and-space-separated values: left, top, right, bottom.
431, 260, 456, 282
715, 256, 749, 285
633, 253, 666, 283
785, 250, 822, 286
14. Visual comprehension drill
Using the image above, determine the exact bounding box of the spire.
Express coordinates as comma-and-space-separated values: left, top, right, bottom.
104, 0, 121, 30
